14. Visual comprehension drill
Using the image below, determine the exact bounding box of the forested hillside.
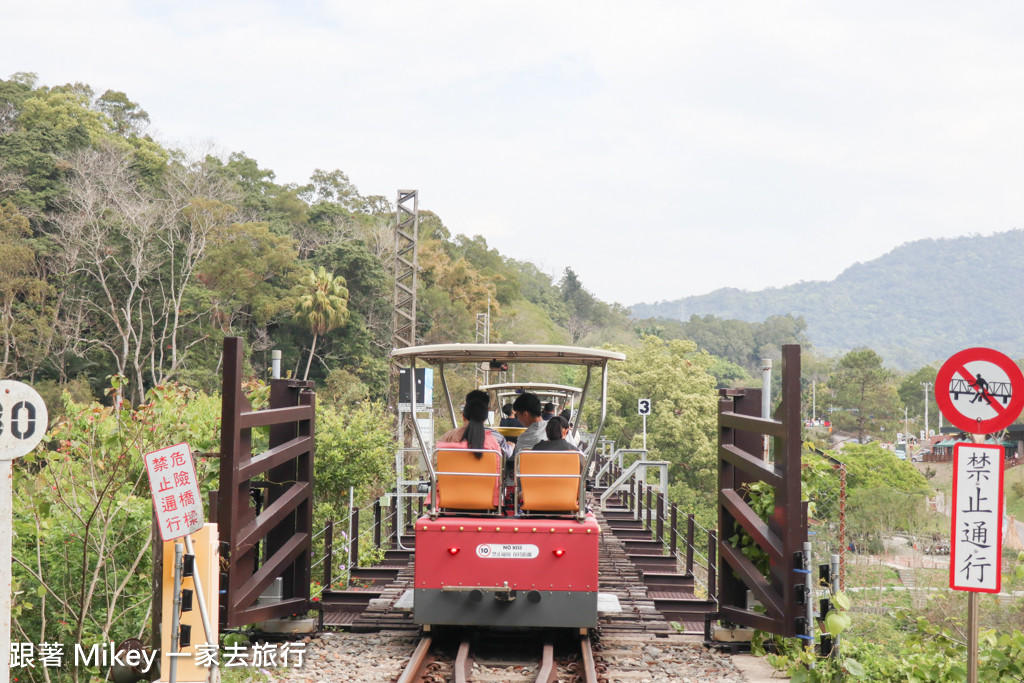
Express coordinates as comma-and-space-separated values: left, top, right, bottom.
633, 230, 1024, 369
0, 73, 642, 409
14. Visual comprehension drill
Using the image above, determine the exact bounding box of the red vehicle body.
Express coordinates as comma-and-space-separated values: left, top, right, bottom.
413, 513, 601, 628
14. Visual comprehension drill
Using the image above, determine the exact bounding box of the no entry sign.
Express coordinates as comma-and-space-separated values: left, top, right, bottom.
950, 442, 1004, 593
935, 347, 1024, 434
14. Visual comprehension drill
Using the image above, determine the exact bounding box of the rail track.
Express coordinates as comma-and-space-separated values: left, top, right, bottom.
396, 629, 598, 683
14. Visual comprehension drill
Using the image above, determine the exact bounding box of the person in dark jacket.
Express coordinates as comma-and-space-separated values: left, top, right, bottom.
541, 402, 556, 421
531, 415, 585, 474
499, 403, 523, 427
532, 415, 577, 452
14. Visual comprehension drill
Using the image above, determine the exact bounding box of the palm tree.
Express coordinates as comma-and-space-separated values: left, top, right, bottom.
294, 266, 349, 380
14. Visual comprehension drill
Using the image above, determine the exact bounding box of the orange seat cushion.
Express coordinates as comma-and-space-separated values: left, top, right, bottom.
518, 450, 582, 512
436, 446, 502, 510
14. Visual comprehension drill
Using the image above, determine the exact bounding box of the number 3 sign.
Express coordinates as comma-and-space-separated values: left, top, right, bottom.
638, 398, 651, 416
0, 380, 48, 460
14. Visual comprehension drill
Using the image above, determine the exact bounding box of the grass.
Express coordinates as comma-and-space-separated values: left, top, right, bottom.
1005, 464, 1024, 519
845, 561, 901, 588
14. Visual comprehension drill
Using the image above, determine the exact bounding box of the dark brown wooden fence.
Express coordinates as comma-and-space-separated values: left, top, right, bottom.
716, 344, 806, 637
215, 337, 315, 627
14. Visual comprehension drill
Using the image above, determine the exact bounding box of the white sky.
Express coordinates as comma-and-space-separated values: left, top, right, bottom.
4, 2, 1023, 306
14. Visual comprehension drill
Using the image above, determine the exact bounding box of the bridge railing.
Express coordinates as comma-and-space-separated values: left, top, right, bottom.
593, 447, 648, 490
621, 480, 719, 600
598, 456, 667, 511
312, 484, 426, 592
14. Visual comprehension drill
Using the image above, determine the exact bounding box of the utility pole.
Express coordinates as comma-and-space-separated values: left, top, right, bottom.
905, 406, 909, 456
761, 358, 772, 461
921, 382, 932, 438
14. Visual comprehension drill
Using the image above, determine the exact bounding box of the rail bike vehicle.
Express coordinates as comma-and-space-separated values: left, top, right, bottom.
390, 343, 625, 630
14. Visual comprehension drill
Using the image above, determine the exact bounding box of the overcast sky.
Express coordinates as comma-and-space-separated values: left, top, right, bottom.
4, 2, 1023, 306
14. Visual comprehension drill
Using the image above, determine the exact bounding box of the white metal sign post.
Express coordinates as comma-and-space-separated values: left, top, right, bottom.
950, 440, 1004, 683
0, 381, 48, 683
638, 398, 651, 450
936, 347, 1024, 683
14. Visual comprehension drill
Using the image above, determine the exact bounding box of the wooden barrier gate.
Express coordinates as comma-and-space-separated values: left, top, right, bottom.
715, 344, 806, 637
215, 337, 315, 628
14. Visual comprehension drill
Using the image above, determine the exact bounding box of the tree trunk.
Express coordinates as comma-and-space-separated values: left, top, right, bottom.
303, 333, 318, 381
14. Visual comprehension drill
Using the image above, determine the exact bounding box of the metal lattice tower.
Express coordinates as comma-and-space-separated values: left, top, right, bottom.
392, 190, 419, 350
474, 297, 498, 387
390, 191, 422, 550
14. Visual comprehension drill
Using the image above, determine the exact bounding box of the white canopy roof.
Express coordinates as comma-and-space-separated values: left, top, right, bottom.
390, 343, 625, 366
478, 382, 583, 397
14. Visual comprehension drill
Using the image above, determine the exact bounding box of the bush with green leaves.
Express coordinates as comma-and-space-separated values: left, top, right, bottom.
12, 384, 221, 683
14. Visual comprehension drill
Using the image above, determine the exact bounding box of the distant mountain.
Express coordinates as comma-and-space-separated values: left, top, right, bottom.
631, 230, 1024, 369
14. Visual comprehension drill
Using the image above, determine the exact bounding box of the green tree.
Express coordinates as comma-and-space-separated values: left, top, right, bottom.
294, 266, 349, 380
313, 401, 396, 522
0, 201, 53, 379
897, 364, 939, 426
94, 89, 150, 137
590, 337, 719, 494
198, 219, 303, 338
829, 348, 899, 443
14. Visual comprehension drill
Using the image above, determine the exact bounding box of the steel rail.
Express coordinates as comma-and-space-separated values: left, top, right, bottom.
579, 635, 598, 683
534, 640, 557, 683
396, 635, 433, 683
453, 637, 473, 683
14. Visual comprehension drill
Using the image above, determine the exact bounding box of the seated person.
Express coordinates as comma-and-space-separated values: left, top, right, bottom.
499, 403, 523, 428
511, 392, 548, 455
541, 402, 556, 421
438, 390, 503, 457
531, 415, 577, 452
532, 415, 585, 469
558, 408, 580, 446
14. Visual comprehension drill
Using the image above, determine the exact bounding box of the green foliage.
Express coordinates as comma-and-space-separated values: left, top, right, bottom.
0, 200, 54, 378
592, 336, 718, 493
897, 364, 939, 423
11, 384, 221, 682
294, 265, 349, 380
832, 443, 930, 493
636, 313, 809, 375
830, 348, 899, 442
200, 220, 303, 330
729, 450, 836, 574
312, 401, 396, 529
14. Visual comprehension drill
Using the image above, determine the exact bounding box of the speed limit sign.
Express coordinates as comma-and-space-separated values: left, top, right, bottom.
638, 398, 651, 416
0, 380, 48, 460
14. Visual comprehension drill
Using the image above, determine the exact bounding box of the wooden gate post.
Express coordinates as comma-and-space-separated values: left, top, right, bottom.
715, 344, 806, 637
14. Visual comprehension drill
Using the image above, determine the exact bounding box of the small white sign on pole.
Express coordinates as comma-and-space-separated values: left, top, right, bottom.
950, 442, 1004, 593
0, 380, 49, 461
0, 381, 47, 683
638, 399, 651, 451
144, 442, 205, 541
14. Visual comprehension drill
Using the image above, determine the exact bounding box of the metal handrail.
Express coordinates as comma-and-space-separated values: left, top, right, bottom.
593, 448, 647, 488
598, 459, 668, 511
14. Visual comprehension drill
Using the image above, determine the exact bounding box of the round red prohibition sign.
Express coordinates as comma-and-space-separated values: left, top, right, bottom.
935, 347, 1024, 434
